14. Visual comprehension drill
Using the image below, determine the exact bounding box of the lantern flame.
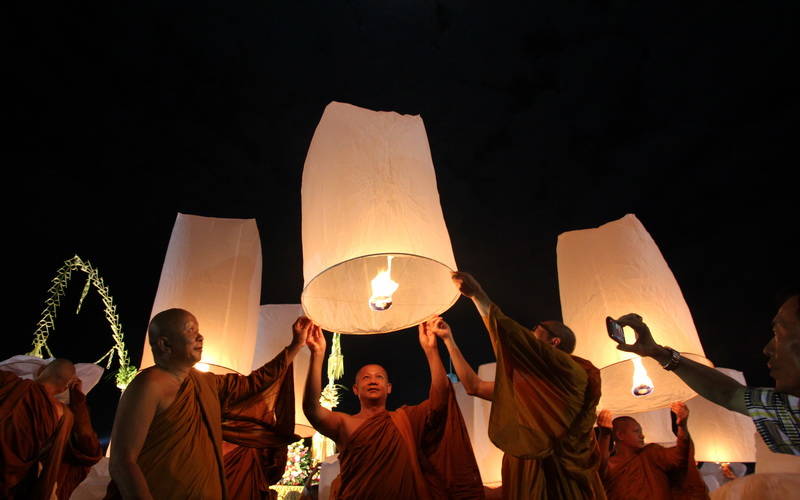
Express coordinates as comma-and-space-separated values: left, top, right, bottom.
369, 256, 399, 311
631, 356, 654, 397
194, 362, 210, 372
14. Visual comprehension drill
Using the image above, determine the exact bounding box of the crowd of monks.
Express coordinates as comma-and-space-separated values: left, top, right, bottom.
2, 272, 798, 499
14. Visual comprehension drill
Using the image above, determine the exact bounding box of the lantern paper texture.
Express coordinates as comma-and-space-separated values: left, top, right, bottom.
686, 368, 756, 463
301, 101, 458, 334
140, 213, 262, 375
471, 363, 503, 484
253, 304, 314, 438
557, 214, 712, 413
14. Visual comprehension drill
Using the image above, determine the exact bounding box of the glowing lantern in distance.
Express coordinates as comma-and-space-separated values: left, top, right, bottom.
301, 102, 459, 334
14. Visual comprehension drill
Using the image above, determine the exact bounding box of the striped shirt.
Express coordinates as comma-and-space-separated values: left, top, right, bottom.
745, 387, 800, 456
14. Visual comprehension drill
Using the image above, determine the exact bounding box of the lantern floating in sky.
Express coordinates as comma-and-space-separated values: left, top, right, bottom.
557, 214, 713, 413
301, 102, 459, 334
140, 213, 262, 374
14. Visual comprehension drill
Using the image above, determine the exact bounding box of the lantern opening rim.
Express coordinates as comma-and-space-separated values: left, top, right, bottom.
301, 252, 459, 335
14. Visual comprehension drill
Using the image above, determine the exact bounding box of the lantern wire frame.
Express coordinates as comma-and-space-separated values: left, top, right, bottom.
301, 252, 460, 335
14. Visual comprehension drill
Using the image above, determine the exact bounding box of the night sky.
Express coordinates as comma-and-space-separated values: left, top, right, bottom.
7, 1, 798, 444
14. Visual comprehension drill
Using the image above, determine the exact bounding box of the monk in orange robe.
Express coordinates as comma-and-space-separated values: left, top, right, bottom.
0, 359, 103, 499
106, 308, 309, 500
596, 403, 709, 499
302, 318, 484, 499
447, 272, 606, 499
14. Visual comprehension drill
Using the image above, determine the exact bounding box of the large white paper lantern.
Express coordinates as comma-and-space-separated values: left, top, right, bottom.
557, 214, 713, 413
253, 304, 314, 438
471, 363, 504, 485
686, 368, 756, 463
301, 102, 459, 334
140, 213, 262, 375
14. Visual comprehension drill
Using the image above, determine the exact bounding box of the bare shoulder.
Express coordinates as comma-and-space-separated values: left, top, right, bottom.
119, 367, 177, 411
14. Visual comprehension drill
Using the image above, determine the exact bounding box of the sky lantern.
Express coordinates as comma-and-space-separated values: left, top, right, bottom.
252, 304, 314, 438
301, 101, 459, 334
140, 213, 262, 375
557, 214, 713, 413
686, 368, 756, 463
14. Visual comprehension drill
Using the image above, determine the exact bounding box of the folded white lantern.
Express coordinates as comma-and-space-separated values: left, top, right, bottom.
301, 102, 459, 334
140, 213, 262, 375
686, 368, 756, 463
557, 214, 713, 413
253, 304, 314, 438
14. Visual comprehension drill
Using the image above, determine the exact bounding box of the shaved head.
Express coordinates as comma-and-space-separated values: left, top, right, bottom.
355, 364, 389, 382
149, 308, 195, 346
35, 358, 76, 395
612, 416, 645, 449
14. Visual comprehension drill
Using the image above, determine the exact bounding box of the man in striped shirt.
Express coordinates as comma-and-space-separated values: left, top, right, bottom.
612, 291, 799, 456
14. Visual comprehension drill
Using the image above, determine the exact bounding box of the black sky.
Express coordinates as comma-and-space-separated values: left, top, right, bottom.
7, 1, 798, 441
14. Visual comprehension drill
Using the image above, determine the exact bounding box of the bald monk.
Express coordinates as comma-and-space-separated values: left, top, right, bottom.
449, 272, 606, 499
302, 319, 484, 499
0, 358, 103, 499
596, 403, 709, 499
107, 308, 310, 500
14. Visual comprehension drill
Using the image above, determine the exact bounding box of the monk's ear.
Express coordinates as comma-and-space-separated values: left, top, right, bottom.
352, 384, 358, 396
551, 337, 561, 348
386, 382, 392, 394
156, 335, 171, 354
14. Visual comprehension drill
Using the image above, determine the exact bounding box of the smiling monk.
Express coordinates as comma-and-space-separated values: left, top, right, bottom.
303, 319, 484, 499
106, 308, 309, 500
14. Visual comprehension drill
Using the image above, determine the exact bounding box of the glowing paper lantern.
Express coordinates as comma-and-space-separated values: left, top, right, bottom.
686, 368, 756, 463
471, 363, 504, 485
140, 213, 262, 375
253, 304, 314, 438
557, 214, 713, 413
301, 101, 459, 334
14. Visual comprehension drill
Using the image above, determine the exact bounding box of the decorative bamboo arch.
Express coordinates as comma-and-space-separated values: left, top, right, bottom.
28, 255, 137, 389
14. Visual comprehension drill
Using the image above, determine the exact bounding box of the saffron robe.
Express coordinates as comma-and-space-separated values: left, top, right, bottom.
105, 348, 294, 500
222, 362, 298, 500
331, 383, 484, 499
0, 370, 102, 500
600, 430, 709, 500
482, 305, 606, 499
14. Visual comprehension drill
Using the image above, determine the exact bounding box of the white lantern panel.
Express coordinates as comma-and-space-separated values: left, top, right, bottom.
473, 363, 503, 485
301, 102, 458, 334
253, 304, 314, 438
141, 213, 262, 375
557, 214, 711, 413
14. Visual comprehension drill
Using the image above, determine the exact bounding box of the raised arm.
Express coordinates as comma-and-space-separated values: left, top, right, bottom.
109, 373, 160, 500
431, 316, 494, 401
595, 409, 613, 477
616, 314, 747, 415
419, 318, 449, 410
302, 324, 345, 442
452, 272, 493, 318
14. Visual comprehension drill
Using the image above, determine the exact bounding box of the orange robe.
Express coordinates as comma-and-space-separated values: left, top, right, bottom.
601, 431, 709, 500
331, 383, 484, 499
482, 305, 606, 499
0, 370, 102, 500
222, 362, 298, 500
105, 348, 294, 500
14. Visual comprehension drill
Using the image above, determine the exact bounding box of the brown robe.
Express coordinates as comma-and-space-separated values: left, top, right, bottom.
331, 383, 484, 500
105, 348, 294, 500
0, 370, 102, 500
601, 430, 709, 500
482, 305, 606, 499
222, 362, 298, 500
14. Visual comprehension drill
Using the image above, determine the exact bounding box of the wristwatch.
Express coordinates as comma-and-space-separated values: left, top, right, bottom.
660, 346, 681, 371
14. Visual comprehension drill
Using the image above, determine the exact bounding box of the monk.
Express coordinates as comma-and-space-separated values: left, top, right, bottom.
0, 358, 103, 499
595, 403, 709, 499
302, 318, 484, 499
107, 308, 309, 500
449, 271, 606, 499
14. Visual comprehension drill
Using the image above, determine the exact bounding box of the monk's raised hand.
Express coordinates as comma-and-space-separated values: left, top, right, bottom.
306, 324, 326, 356
427, 316, 453, 341
418, 321, 437, 351
614, 313, 661, 358
670, 401, 689, 426
596, 409, 613, 429
292, 316, 312, 349
451, 272, 484, 298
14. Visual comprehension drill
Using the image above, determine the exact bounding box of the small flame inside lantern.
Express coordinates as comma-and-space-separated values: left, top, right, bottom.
369, 256, 399, 311
631, 356, 654, 397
